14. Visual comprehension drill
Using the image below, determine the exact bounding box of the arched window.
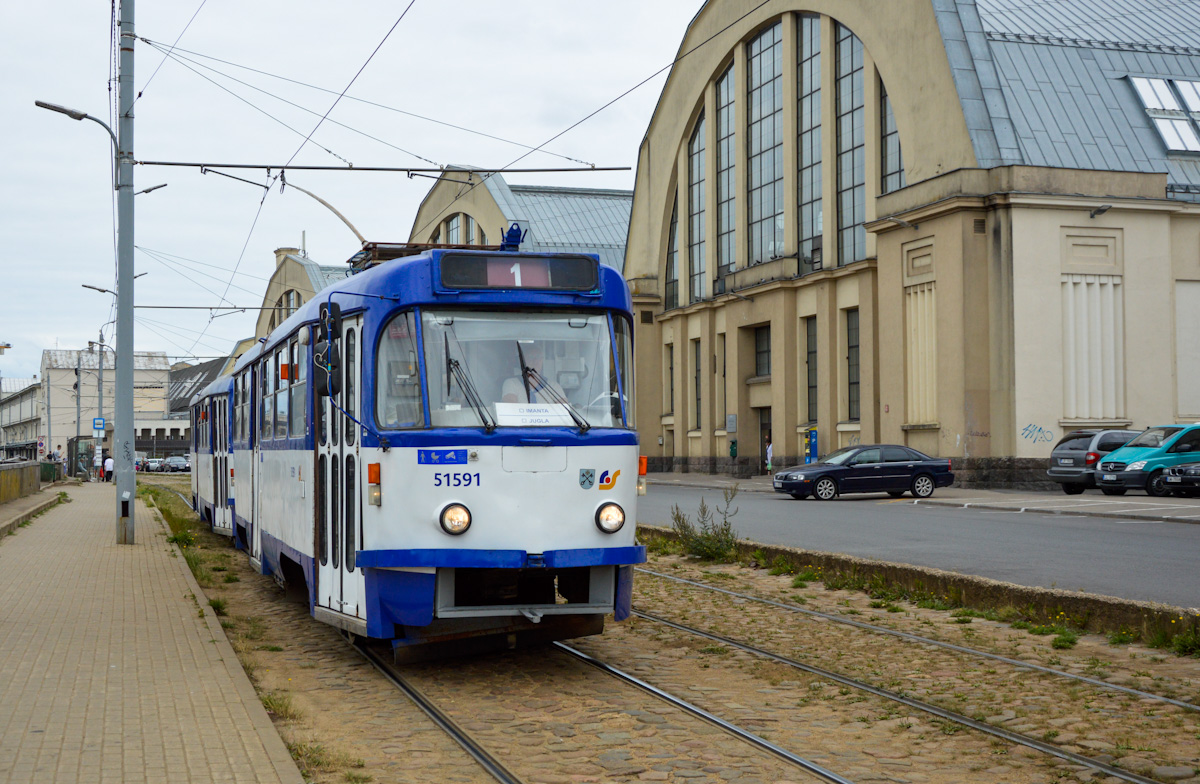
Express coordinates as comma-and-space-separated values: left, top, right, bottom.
716, 65, 736, 278
688, 115, 707, 303
835, 24, 866, 265
798, 14, 823, 274
665, 198, 679, 310
747, 22, 784, 265
880, 79, 906, 193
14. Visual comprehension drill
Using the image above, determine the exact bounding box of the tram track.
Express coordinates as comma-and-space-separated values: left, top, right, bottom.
637, 566, 1200, 713
353, 633, 859, 784
630, 609, 1163, 784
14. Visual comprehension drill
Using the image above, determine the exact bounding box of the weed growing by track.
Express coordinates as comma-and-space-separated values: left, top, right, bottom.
669, 486, 741, 561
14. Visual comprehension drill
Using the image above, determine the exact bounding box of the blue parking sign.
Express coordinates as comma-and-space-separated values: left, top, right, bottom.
93, 417, 105, 431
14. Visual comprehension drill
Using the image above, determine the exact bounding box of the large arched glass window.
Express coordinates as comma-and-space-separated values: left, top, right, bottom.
747, 22, 784, 265
447, 215, 461, 244
715, 65, 736, 279
665, 198, 679, 310
835, 24, 866, 266
798, 14, 823, 274
688, 115, 707, 303
880, 80, 906, 193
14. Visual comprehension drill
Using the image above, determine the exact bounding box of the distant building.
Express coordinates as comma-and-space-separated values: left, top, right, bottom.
404, 167, 633, 273
255, 248, 352, 338
624, 0, 1200, 483
0, 377, 40, 459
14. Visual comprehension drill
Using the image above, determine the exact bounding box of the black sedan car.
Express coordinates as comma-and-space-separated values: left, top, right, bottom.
1164, 462, 1200, 497
773, 444, 954, 500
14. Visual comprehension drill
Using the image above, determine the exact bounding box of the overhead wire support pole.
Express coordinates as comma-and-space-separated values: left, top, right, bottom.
115, 0, 137, 543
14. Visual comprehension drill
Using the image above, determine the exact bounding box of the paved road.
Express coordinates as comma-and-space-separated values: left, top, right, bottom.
638, 485, 1200, 609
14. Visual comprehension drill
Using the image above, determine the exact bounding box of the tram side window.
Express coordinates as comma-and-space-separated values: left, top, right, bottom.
376, 311, 425, 428
276, 347, 289, 439
345, 329, 356, 445
289, 338, 306, 437
261, 358, 274, 442
232, 378, 241, 444
613, 315, 635, 426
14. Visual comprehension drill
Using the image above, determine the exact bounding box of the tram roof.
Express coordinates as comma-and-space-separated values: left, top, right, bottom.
227, 248, 633, 378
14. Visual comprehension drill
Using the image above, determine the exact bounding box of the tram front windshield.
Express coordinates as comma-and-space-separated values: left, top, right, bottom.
377, 309, 632, 429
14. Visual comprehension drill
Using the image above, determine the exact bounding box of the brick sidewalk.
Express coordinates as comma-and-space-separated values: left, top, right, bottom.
0, 483, 302, 784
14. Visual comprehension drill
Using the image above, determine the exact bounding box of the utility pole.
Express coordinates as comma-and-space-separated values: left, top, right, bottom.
75, 354, 81, 478
96, 331, 104, 446
45, 375, 51, 462
114, 0, 137, 543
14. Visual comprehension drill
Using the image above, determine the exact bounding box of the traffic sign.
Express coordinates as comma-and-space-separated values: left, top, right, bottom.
93, 417, 105, 431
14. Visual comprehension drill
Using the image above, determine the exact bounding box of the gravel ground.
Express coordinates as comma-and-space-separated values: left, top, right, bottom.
141, 480, 1200, 784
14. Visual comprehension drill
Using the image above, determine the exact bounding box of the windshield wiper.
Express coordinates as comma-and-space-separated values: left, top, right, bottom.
445, 334, 495, 432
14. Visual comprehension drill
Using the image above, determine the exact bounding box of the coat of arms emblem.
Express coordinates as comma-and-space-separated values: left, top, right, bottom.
578, 468, 596, 489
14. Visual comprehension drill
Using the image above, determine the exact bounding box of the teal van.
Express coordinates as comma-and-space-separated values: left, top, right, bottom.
1094, 425, 1200, 496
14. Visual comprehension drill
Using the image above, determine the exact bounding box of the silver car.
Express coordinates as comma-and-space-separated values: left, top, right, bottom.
1046, 429, 1138, 494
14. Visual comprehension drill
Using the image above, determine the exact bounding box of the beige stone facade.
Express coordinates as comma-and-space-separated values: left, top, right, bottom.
624, 1, 1200, 483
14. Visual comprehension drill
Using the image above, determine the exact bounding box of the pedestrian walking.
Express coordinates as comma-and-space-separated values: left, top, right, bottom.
765, 435, 773, 476
104, 454, 114, 483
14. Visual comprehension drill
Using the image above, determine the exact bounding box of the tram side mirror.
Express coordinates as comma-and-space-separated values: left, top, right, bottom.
314, 341, 342, 397
318, 301, 342, 342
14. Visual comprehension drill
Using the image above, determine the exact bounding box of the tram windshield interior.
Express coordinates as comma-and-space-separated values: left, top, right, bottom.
376, 309, 633, 429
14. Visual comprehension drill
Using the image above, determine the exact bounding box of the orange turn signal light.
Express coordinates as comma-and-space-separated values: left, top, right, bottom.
368, 463, 381, 485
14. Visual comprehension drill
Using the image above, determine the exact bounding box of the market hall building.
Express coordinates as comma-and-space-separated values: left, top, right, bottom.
623, 0, 1200, 482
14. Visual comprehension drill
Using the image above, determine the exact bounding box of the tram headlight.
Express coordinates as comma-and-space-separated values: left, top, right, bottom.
595, 502, 625, 534
439, 503, 471, 536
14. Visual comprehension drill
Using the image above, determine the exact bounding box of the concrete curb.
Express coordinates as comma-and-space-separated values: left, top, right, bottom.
148, 499, 306, 784
914, 498, 1200, 525
0, 494, 65, 538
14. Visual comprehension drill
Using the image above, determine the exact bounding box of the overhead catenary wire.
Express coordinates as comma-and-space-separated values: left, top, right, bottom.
410, 0, 775, 240
131, 0, 207, 110
137, 37, 595, 167
190, 4, 417, 357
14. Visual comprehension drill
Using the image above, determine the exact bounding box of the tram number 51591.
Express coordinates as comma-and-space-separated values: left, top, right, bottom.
433, 472, 481, 487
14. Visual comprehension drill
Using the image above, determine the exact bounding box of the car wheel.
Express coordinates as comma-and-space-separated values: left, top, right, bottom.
813, 477, 837, 500
790, 493, 807, 500
1061, 484, 1085, 495
887, 491, 905, 498
1145, 470, 1170, 498
911, 474, 935, 499
1100, 487, 1126, 496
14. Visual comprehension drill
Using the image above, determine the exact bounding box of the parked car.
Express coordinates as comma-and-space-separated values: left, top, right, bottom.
1046, 428, 1139, 495
145, 458, 163, 473
773, 444, 954, 500
1095, 424, 1200, 497
163, 456, 189, 473
1164, 462, 1200, 497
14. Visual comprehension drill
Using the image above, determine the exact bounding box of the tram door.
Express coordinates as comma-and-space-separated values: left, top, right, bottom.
247, 370, 260, 561
317, 318, 365, 621
212, 398, 231, 532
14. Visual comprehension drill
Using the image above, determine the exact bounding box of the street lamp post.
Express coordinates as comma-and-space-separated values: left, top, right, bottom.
36, 0, 137, 544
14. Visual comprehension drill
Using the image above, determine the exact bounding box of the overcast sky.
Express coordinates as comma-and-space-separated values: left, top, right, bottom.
1, 1, 701, 381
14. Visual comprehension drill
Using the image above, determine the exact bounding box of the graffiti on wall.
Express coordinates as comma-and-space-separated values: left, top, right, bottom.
1020, 424, 1054, 443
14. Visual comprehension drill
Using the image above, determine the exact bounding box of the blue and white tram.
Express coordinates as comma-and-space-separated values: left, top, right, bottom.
191, 242, 645, 652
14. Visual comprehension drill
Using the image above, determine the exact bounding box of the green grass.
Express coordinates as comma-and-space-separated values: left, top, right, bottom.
262, 691, 303, 721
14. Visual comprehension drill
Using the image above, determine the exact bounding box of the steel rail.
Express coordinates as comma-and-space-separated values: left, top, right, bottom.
633, 610, 1163, 784
636, 567, 1200, 713
351, 639, 524, 784
553, 642, 856, 784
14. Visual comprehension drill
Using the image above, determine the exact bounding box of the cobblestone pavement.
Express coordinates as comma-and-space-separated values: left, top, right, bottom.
0, 483, 302, 784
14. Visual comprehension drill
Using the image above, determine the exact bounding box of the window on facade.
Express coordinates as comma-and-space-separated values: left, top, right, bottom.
693, 339, 702, 430
805, 316, 818, 423
748, 22, 784, 265
665, 199, 679, 310
689, 115, 707, 303
716, 65, 736, 279
447, 215, 461, 244
846, 308, 860, 421
798, 14, 823, 275
717, 333, 727, 423
755, 325, 771, 377
835, 25, 866, 266
880, 80, 906, 193
464, 215, 476, 246
666, 344, 674, 413
479, 228, 487, 246
1130, 77, 1200, 152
